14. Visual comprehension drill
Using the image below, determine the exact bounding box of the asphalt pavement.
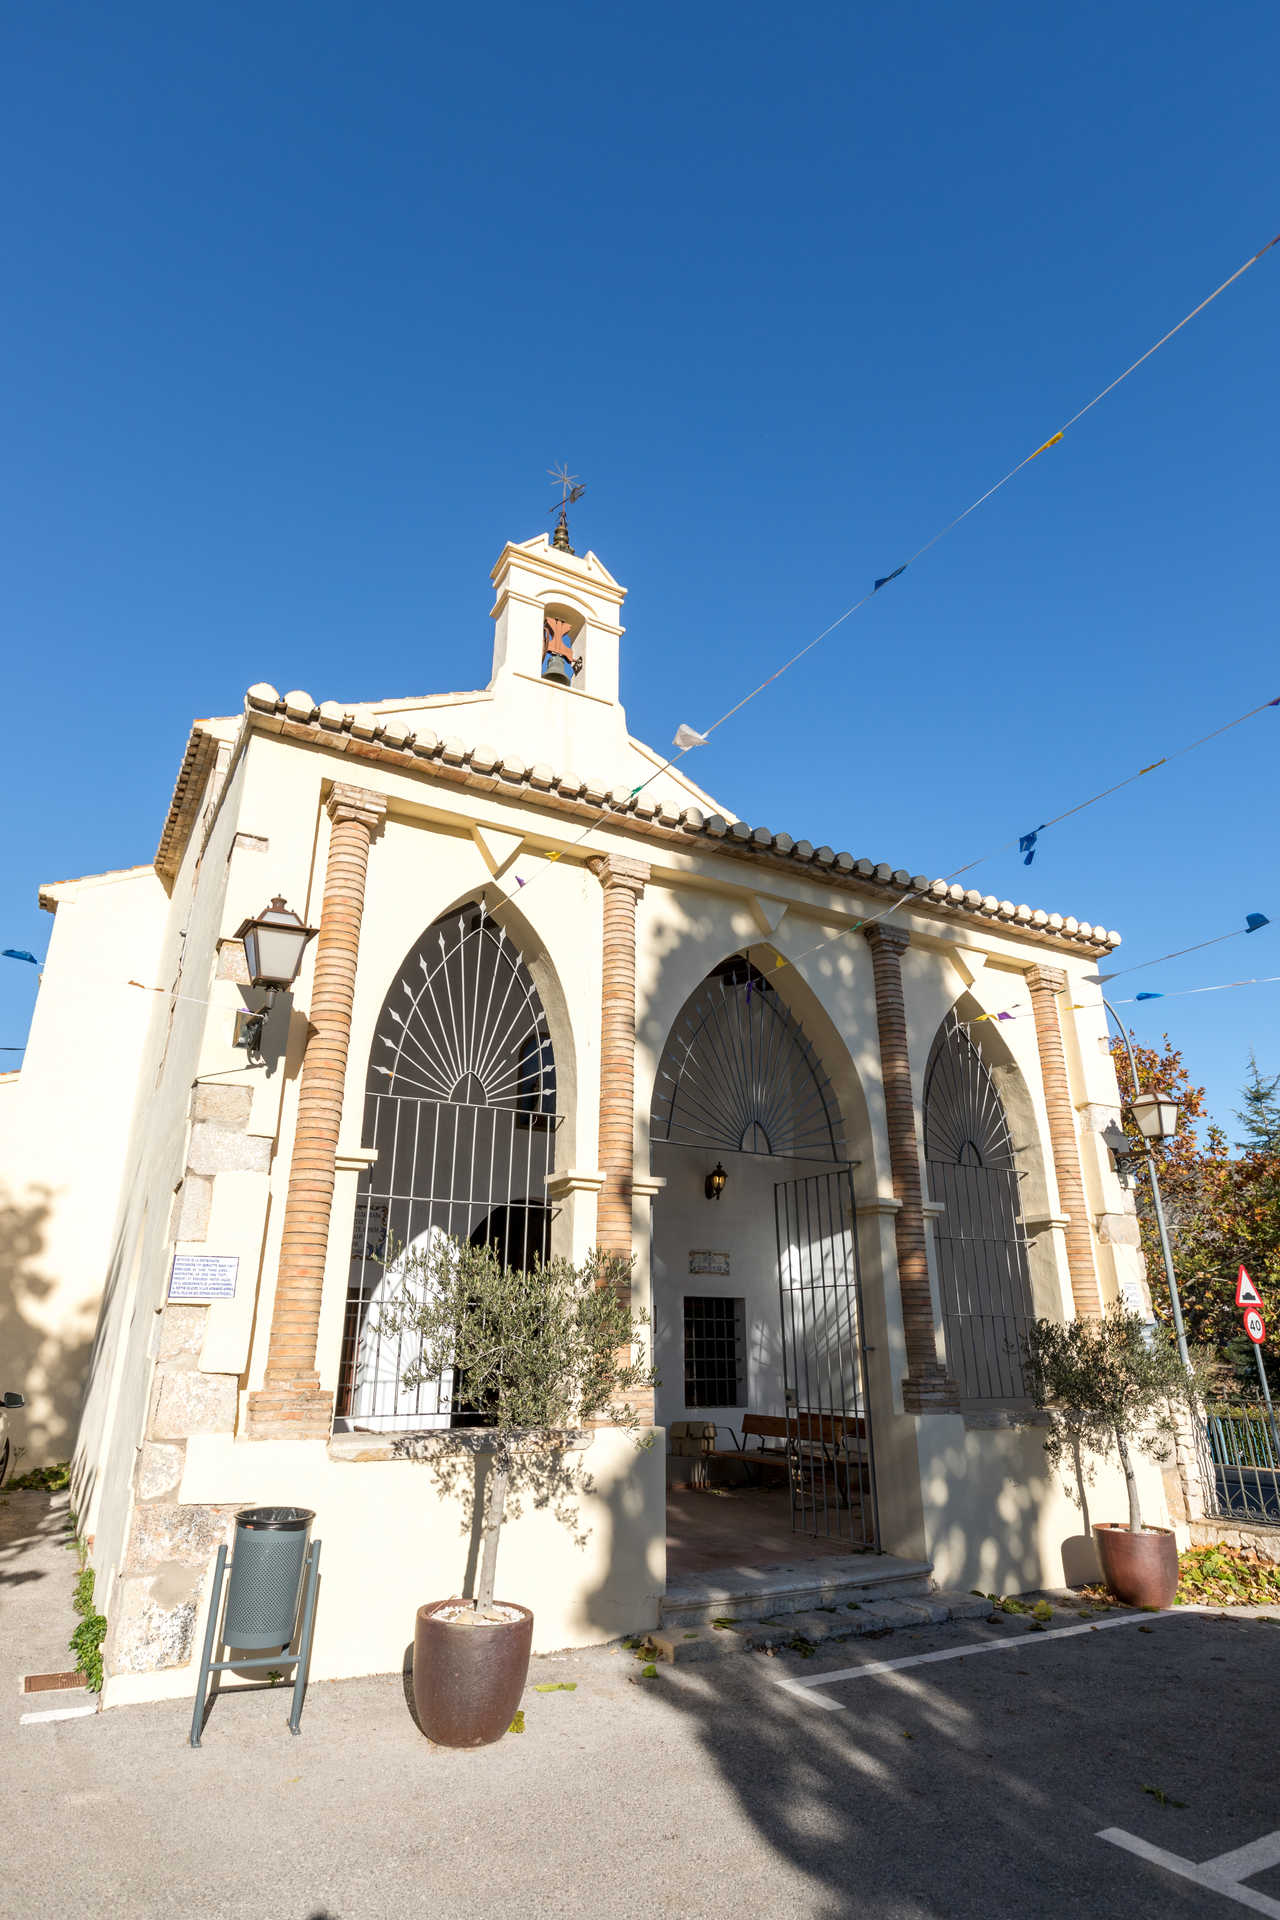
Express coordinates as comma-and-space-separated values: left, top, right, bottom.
5, 1489, 1280, 1919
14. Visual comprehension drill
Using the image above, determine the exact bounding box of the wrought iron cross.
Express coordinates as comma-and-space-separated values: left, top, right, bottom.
547, 464, 586, 554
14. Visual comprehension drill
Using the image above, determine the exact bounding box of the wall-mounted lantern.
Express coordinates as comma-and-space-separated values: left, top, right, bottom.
233, 897, 316, 1059
704, 1163, 728, 1202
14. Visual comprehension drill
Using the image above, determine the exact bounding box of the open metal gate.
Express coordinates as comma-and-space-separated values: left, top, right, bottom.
774, 1168, 879, 1549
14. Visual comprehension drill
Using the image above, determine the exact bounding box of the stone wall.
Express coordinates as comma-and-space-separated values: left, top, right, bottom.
1189, 1518, 1280, 1565
105, 1076, 274, 1679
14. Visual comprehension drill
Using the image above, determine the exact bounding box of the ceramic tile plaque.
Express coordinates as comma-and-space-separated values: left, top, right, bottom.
167, 1254, 239, 1302
688, 1250, 730, 1277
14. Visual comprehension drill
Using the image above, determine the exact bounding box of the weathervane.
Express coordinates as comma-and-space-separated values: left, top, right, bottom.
547, 464, 586, 555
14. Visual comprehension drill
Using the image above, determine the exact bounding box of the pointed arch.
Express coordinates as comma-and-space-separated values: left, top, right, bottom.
651, 955, 845, 1161
336, 899, 560, 1431
924, 1010, 1034, 1405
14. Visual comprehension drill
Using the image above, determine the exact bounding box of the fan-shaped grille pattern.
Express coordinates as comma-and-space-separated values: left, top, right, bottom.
652, 960, 844, 1160
368, 902, 554, 1111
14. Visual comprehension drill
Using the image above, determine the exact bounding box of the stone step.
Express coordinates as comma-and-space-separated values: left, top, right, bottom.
649, 1588, 993, 1665
659, 1552, 935, 1630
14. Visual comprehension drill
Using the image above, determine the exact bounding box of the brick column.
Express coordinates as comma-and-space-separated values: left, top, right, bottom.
864, 925, 959, 1412
589, 854, 650, 1254
1026, 963, 1102, 1319
247, 783, 387, 1439
589, 853, 653, 1422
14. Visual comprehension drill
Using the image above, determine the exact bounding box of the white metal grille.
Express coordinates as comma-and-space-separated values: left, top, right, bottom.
924, 1013, 1034, 1406
337, 903, 559, 1430
652, 958, 844, 1160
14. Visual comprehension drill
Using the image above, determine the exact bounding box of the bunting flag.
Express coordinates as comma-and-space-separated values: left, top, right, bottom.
873, 565, 907, 593
1096, 913, 1271, 984
1018, 828, 1045, 867
1030, 431, 1063, 459
673, 723, 708, 752
3, 949, 37, 965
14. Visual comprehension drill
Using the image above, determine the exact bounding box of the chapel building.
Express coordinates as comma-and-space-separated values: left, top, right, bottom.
7, 530, 1163, 1705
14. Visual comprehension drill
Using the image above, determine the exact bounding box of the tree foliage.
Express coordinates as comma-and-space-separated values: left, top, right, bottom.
1110, 1034, 1280, 1386
1235, 1050, 1280, 1155
1025, 1307, 1202, 1531
376, 1238, 656, 1609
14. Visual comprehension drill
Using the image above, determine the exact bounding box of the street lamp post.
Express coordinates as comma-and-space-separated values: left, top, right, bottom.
1102, 998, 1193, 1374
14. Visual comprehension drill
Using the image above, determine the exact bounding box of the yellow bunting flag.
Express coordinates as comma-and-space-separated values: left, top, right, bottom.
1138, 758, 1167, 777
1030, 431, 1064, 459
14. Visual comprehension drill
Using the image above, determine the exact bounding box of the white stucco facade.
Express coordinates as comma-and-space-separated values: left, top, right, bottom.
8, 530, 1170, 1708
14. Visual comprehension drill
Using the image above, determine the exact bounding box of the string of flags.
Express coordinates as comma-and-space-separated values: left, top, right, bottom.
966, 959, 1280, 1027
501, 229, 1278, 909
663, 227, 1280, 782
1095, 913, 1271, 984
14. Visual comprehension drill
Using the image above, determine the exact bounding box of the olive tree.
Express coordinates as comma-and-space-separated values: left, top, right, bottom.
1024, 1307, 1204, 1533
376, 1238, 655, 1610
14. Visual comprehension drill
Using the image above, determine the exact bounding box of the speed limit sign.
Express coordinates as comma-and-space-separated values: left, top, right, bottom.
1243, 1305, 1267, 1346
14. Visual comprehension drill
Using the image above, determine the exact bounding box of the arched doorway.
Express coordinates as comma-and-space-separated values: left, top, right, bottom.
335, 901, 558, 1431
924, 1010, 1035, 1408
651, 956, 877, 1549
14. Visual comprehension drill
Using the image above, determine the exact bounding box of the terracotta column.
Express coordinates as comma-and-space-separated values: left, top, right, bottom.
1026, 963, 1102, 1319
589, 853, 653, 1422
247, 783, 387, 1438
589, 853, 650, 1256
864, 925, 959, 1412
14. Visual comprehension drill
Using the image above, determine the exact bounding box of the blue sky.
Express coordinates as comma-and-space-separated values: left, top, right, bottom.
2, 1, 1276, 1132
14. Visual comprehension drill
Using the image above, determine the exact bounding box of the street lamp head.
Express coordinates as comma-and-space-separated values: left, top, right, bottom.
235, 897, 317, 993
1130, 1091, 1179, 1143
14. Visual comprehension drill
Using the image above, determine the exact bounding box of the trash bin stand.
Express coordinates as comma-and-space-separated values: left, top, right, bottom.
189, 1537, 322, 1748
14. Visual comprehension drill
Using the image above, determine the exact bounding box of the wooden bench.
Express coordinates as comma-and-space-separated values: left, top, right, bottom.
709, 1411, 870, 1503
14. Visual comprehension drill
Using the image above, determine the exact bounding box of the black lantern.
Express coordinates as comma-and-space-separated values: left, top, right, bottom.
704, 1163, 728, 1201
236, 897, 317, 992
233, 898, 316, 1059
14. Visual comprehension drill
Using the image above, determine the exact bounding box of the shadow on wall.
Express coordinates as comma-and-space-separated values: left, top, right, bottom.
0, 1182, 94, 1473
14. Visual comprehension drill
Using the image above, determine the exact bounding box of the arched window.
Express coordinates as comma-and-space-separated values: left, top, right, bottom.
652, 957, 844, 1160
337, 902, 558, 1430
924, 1012, 1034, 1405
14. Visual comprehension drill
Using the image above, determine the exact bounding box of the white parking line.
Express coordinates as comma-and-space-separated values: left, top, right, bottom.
19, 1704, 98, 1724
1099, 1827, 1280, 1916
772, 1611, 1175, 1709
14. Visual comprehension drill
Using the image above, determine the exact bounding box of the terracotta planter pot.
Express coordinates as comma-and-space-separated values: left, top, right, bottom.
1094, 1523, 1179, 1609
412, 1599, 533, 1747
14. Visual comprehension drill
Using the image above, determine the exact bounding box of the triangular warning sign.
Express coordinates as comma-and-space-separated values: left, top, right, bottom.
1236, 1264, 1263, 1308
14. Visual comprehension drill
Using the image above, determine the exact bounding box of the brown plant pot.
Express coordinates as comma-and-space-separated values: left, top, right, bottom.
412, 1599, 534, 1747
1094, 1522, 1179, 1609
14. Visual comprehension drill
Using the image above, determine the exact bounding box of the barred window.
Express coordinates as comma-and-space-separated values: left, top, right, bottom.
684, 1296, 747, 1407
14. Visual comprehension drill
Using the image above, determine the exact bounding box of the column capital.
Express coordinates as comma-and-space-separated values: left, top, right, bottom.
588, 852, 649, 896
863, 923, 911, 958
1026, 962, 1068, 996
327, 782, 388, 836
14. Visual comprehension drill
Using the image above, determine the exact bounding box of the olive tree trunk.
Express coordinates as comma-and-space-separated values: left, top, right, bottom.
476, 1450, 510, 1611
1115, 1427, 1144, 1532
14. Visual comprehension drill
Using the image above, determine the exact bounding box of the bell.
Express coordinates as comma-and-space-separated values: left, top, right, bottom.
542, 652, 575, 687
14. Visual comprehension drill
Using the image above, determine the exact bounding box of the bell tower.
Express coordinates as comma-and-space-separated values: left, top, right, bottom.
486, 530, 630, 771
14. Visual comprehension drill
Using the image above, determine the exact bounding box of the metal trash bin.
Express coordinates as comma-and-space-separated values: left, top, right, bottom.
223, 1507, 315, 1650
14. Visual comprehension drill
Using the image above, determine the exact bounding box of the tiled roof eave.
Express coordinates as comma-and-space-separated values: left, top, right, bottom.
154, 729, 220, 886
150, 686, 1120, 956
197, 686, 1121, 958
